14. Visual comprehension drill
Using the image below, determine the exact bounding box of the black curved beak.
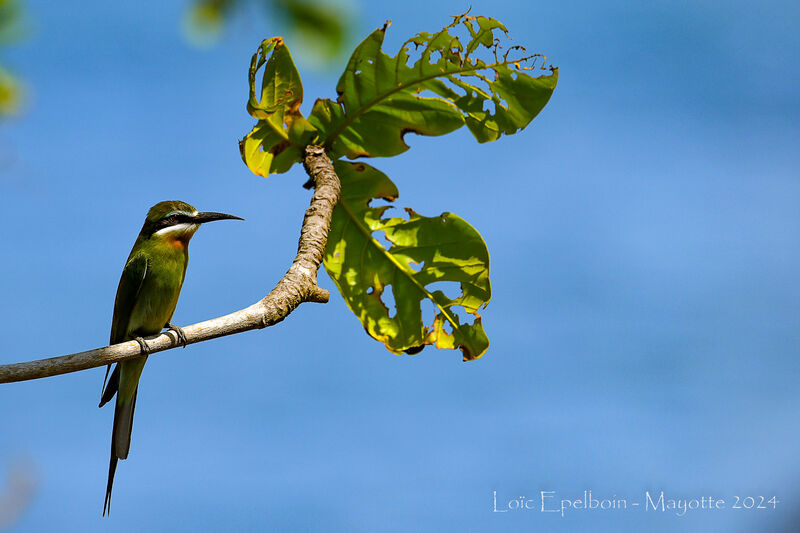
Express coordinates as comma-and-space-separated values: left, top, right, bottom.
194, 211, 245, 224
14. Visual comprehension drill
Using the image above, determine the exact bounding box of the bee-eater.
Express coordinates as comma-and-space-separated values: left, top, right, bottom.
98, 200, 243, 515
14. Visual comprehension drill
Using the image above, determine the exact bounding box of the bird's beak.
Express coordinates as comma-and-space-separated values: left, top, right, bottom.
194, 211, 245, 224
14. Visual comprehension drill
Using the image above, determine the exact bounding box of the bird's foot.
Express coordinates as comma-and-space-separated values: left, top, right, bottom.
134, 336, 151, 356
167, 323, 188, 348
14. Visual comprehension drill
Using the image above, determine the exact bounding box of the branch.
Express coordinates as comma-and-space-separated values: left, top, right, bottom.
0, 146, 341, 384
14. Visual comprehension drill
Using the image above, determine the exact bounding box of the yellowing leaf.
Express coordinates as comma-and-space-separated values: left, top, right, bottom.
239, 37, 317, 177
324, 161, 491, 360
309, 14, 558, 159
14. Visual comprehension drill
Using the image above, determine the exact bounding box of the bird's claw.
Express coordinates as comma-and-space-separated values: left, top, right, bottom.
134, 336, 151, 356
167, 323, 188, 348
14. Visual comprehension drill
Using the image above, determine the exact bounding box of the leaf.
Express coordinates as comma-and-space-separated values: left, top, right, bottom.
309, 13, 558, 159
324, 161, 491, 360
239, 37, 318, 177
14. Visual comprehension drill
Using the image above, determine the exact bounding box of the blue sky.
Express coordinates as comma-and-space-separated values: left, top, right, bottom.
1, 0, 798, 531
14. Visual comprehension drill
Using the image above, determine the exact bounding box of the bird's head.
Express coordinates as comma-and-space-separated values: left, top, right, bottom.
140, 200, 243, 248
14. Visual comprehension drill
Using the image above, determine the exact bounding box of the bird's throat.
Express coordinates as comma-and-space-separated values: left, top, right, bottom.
168, 235, 190, 249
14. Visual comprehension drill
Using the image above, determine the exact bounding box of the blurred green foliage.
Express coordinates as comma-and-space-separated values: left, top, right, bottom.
0, 0, 351, 121
184, 0, 349, 62
0, 0, 23, 117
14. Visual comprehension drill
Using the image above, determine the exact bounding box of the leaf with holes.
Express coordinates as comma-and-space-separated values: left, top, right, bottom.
239, 37, 318, 177
308, 13, 558, 159
324, 161, 491, 360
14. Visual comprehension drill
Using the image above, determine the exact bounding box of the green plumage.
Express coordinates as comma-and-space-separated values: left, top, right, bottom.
99, 200, 242, 516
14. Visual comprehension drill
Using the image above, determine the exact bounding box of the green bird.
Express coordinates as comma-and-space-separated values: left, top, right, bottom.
98, 200, 243, 515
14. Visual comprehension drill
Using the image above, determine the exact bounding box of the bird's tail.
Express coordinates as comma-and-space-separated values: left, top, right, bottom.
103, 387, 138, 516
99, 364, 120, 407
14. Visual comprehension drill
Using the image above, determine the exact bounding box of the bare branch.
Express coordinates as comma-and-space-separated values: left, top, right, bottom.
0, 146, 341, 384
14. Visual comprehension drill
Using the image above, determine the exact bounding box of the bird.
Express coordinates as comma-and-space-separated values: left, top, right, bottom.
98, 200, 243, 516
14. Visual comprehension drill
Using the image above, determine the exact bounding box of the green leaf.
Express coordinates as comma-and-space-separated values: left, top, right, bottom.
309, 14, 558, 159
239, 37, 318, 177
324, 161, 491, 360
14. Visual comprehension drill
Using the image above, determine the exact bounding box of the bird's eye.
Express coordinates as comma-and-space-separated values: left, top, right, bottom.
167, 216, 178, 225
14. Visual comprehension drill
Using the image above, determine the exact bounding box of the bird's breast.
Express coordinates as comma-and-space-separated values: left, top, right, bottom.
127, 252, 187, 338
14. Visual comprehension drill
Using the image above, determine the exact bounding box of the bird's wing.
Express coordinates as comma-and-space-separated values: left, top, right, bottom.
100, 253, 149, 406
110, 252, 150, 345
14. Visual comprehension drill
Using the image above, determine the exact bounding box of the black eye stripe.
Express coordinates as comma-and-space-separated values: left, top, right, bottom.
141, 211, 196, 238
159, 213, 193, 228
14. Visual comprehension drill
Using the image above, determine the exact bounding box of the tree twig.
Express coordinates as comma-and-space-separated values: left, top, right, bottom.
0, 146, 341, 384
